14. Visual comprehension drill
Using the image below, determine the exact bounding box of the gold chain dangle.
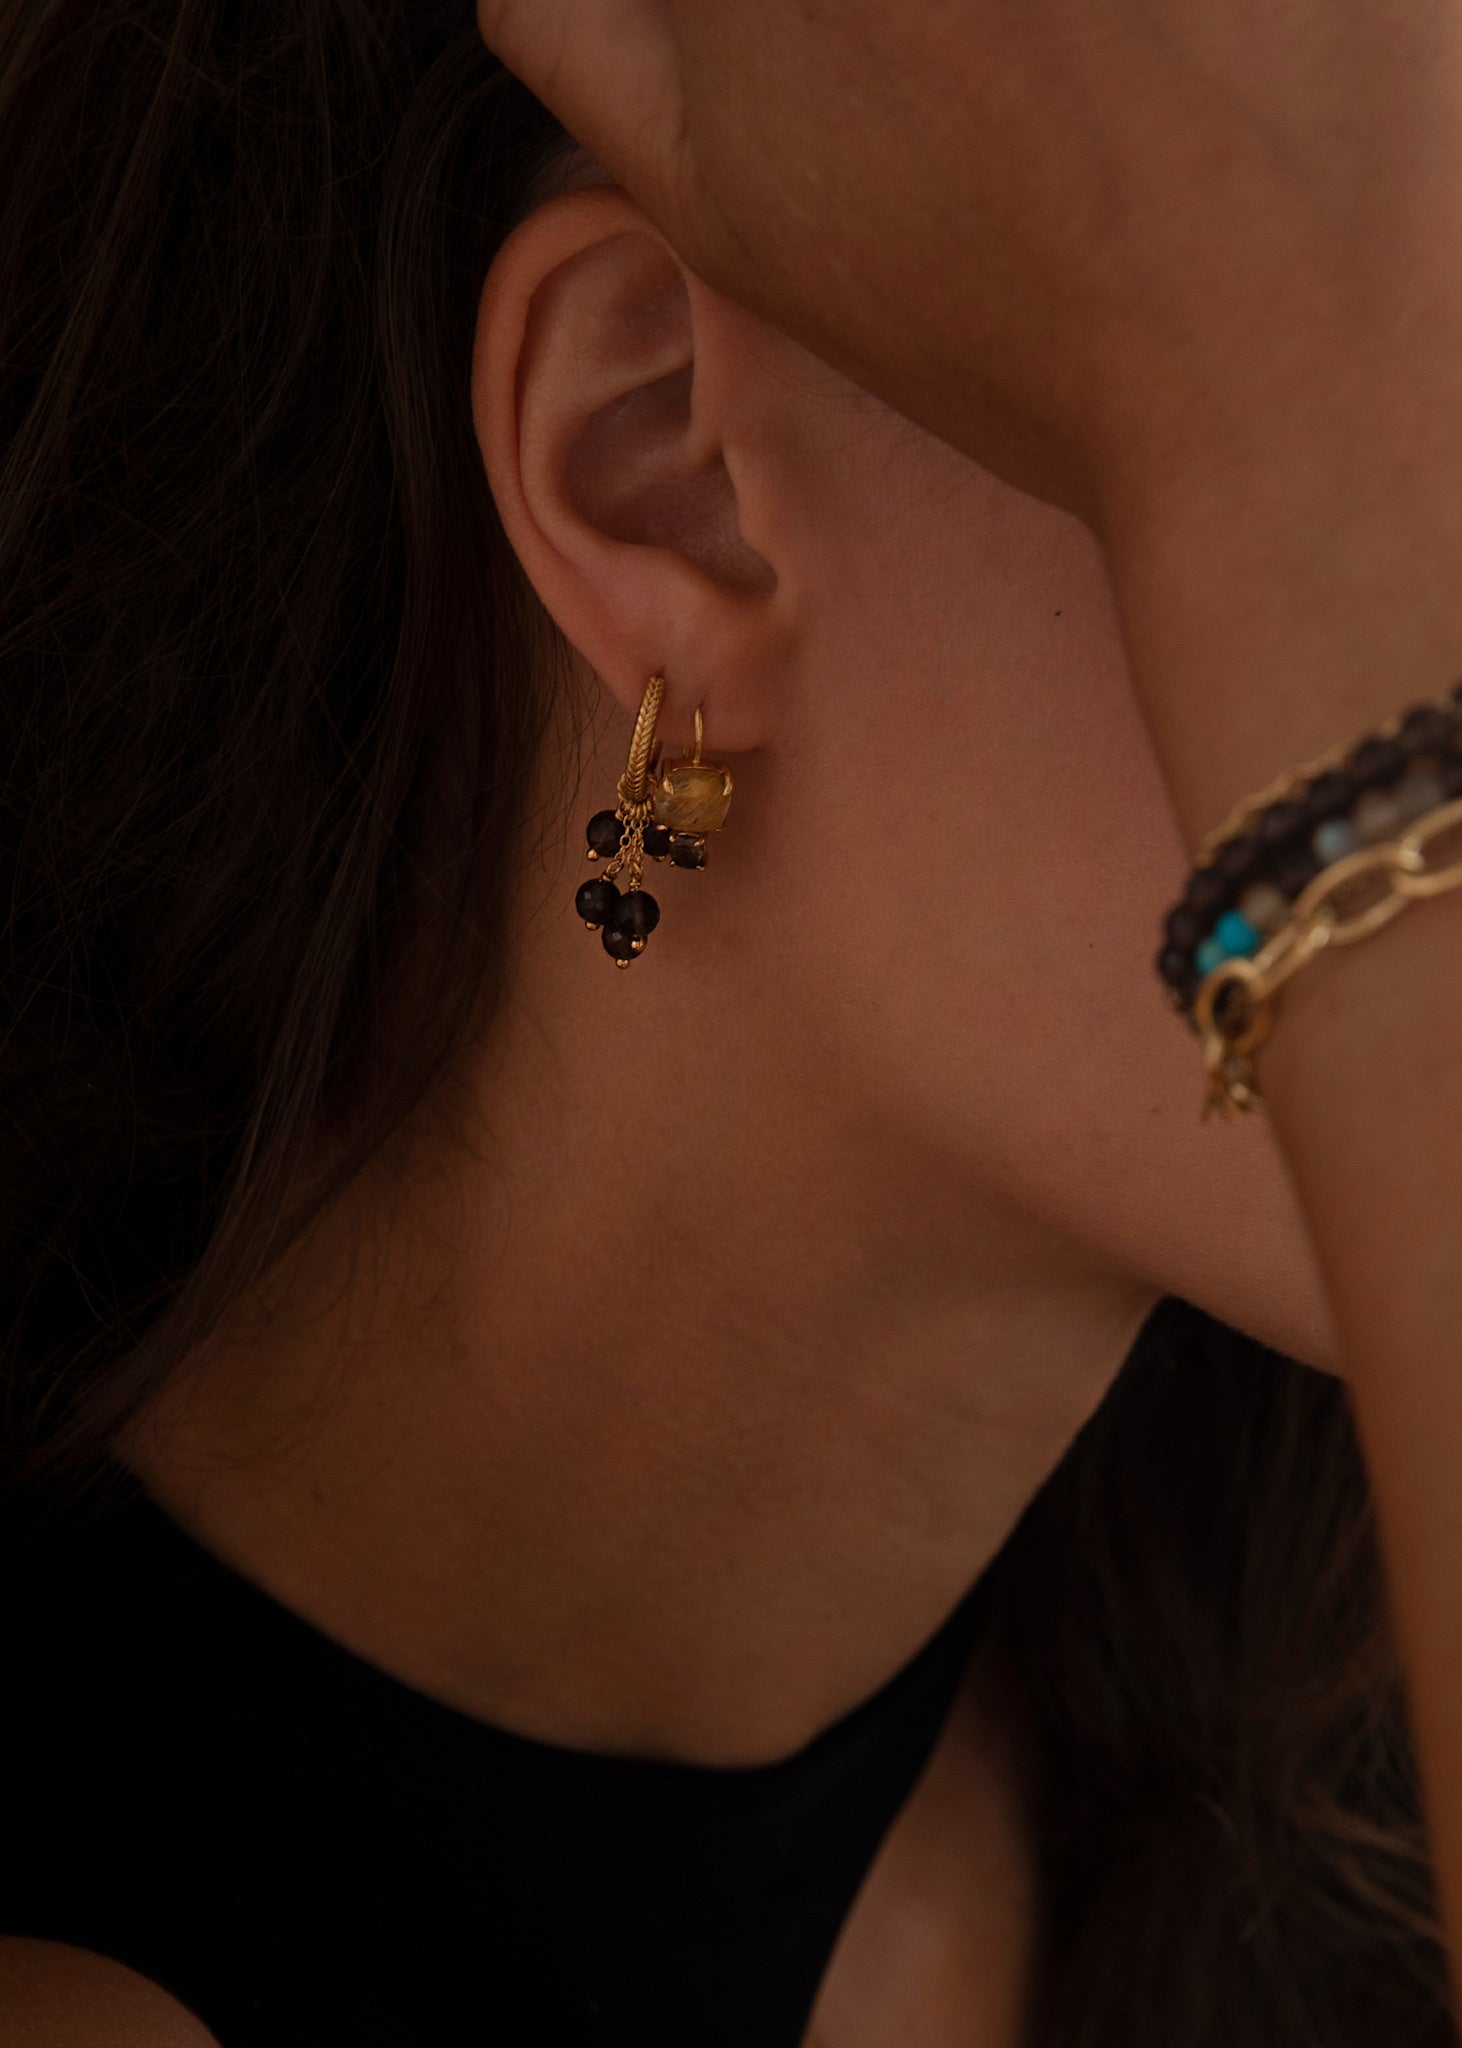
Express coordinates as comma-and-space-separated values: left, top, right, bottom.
574, 675, 734, 968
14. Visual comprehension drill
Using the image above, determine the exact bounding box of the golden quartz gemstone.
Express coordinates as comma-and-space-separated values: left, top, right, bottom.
652, 759, 733, 835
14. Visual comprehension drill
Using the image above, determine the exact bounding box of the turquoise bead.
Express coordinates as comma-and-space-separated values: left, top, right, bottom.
1194, 910, 1262, 979
1214, 910, 1262, 958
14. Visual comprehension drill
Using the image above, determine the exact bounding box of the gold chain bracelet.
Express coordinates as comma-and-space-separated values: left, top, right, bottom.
1195, 794, 1462, 1118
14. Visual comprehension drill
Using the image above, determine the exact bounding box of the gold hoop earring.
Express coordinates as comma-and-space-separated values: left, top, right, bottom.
576, 675, 734, 967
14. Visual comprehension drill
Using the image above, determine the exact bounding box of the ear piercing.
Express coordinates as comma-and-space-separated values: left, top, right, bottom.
575, 674, 734, 966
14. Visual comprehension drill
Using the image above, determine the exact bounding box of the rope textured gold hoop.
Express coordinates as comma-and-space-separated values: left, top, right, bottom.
618, 673, 665, 808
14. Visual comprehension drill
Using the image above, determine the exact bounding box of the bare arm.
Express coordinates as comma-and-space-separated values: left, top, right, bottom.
1107, 392, 1462, 1947
0, 1939, 219, 2047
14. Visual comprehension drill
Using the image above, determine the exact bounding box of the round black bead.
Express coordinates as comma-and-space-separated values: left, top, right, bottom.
1399, 703, 1455, 754
601, 923, 642, 964
1184, 865, 1227, 916
1157, 943, 1194, 992
1214, 830, 1260, 885
1347, 735, 1404, 787
1164, 904, 1205, 950
1255, 798, 1306, 847
643, 823, 672, 860
669, 834, 707, 870
1301, 767, 1354, 825
575, 877, 621, 927
586, 809, 624, 859
611, 889, 660, 939
1271, 839, 1321, 898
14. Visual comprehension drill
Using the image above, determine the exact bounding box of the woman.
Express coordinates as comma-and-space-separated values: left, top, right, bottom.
0, 0, 1455, 2041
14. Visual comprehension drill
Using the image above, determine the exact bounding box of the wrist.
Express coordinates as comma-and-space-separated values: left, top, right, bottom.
1100, 355, 1462, 848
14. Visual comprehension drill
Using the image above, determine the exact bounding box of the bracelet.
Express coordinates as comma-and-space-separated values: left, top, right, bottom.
1157, 682, 1462, 1119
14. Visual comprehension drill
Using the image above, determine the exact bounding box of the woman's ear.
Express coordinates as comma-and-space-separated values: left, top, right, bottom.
472, 186, 792, 752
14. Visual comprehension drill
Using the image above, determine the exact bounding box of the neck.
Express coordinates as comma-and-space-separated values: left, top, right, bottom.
124, 761, 1154, 1767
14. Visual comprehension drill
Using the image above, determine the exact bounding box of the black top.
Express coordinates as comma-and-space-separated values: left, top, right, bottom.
0, 1471, 990, 2046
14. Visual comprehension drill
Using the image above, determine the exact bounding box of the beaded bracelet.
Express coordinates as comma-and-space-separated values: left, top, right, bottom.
1157, 681, 1462, 1118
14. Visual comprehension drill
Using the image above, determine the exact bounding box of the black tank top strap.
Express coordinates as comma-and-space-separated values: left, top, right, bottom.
0, 1468, 991, 2047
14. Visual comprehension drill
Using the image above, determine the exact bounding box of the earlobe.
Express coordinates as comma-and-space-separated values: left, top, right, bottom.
471, 186, 786, 750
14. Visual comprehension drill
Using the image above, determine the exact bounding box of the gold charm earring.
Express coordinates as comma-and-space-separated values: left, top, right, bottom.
576, 674, 734, 967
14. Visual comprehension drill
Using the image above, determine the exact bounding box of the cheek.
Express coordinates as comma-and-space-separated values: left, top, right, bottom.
789, 430, 1185, 1142
775, 426, 1334, 1362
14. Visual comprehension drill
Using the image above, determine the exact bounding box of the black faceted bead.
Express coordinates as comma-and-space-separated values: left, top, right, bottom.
1256, 798, 1306, 847
1302, 768, 1354, 825
1214, 830, 1260, 885
1271, 839, 1321, 898
611, 889, 660, 939
669, 834, 707, 870
1157, 943, 1195, 992
1400, 703, 1455, 754
575, 877, 621, 927
601, 923, 642, 964
1164, 904, 1206, 951
643, 823, 672, 860
1347, 735, 1404, 787
1184, 866, 1227, 916
586, 809, 625, 859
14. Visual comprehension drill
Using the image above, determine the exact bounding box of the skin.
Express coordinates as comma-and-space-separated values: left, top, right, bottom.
0, 1939, 220, 2045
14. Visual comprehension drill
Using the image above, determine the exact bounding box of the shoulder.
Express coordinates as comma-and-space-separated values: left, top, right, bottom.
0, 1938, 220, 2045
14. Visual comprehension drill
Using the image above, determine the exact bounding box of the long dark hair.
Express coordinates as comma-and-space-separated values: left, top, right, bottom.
1, 0, 565, 1474
983, 1297, 1453, 2045
0, 3, 1452, 2040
